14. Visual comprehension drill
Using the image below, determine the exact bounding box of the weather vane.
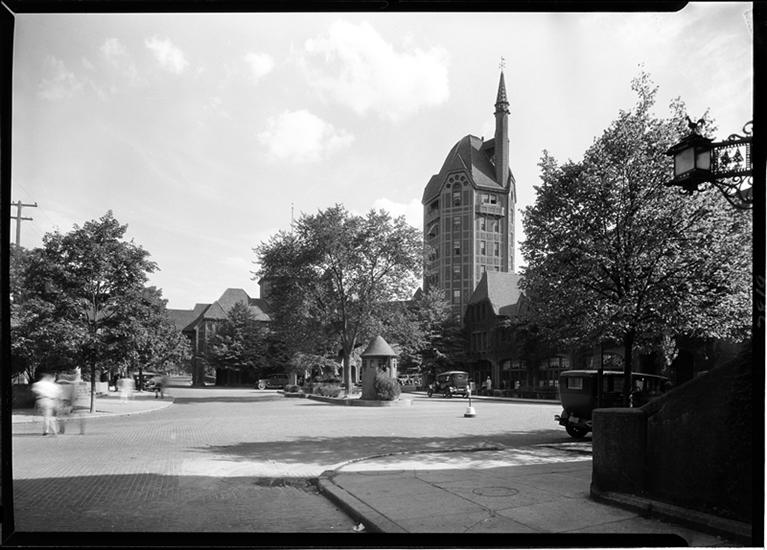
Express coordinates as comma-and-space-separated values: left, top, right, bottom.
499, 56, 506, 71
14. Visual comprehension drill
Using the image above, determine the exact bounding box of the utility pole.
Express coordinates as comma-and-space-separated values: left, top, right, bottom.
10, 200, 37, 247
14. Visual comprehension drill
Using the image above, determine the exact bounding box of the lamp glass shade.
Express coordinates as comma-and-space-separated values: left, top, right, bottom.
695, 147, 711, 171
674, 146, 695, 177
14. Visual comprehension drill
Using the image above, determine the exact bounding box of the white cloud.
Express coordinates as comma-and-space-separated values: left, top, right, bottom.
371, 197, 422, 230
99, 38, 141, 88
257, 109, 354, 162
101, 37, 128, 64
303, 20, 449, 122
243, 52, 275, 82
145, 36, 189, 74
37, 56, 83, 100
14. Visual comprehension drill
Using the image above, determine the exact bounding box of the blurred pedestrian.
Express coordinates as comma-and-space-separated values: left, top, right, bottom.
70, 374, 89, 434
31, 373, 60, 436
55, 378, 73, 434
117, 376, 134, 403
151, 375, 168, 399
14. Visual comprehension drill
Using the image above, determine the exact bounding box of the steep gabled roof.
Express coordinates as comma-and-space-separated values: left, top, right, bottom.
203, 301, 228, 321
468, 271, 523, 315
216, 288, 250, 313
167, 303, 210, 332
169, 289, 272, 331
248, 298, 271, 322
422, 135, 516, 204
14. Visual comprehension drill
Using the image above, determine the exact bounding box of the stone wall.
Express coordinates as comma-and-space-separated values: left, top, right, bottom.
592, 351, 754, 523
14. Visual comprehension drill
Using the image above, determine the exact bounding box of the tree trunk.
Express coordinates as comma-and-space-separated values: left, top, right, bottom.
90, 363, 96, 413
342, 351, 353, 397
622, 331, 635, 407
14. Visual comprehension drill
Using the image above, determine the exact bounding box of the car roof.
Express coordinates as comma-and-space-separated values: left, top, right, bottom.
439, 370, 468, 375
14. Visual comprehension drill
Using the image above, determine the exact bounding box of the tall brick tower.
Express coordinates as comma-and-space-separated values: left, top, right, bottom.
422, 70, 517, 318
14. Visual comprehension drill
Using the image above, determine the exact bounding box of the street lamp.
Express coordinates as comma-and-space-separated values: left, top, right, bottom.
665, 117, 753, 210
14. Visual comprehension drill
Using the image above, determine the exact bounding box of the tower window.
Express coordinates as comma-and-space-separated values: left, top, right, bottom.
489, 194, 498, 205
453, 216, 460, 227
453, 289, 461, 303
452, 188, 461, 206
480, 240, 486, 255
454, 242, 460, 255
492, 220, 499, 232
453, 265, 460, 275
479, 217, 486, 231
493, 242, 500, 256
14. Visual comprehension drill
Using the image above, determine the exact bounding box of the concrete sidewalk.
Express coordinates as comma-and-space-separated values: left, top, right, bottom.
317, 451, 741, 546
12, 392, 174, 424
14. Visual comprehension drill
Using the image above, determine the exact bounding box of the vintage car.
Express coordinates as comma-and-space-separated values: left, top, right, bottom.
132, 372, 159, 391
555, 370, 671, 438
427, 370, 470, 398
257, 373, 290, 390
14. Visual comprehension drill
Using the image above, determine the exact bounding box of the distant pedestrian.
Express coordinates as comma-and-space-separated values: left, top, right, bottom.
485, 376, 492, 395
55, 378, 73, 434
150, 375, 165, 399
69, 377, 89, 434
31, 373, 61, 436
118, 376, 134, 403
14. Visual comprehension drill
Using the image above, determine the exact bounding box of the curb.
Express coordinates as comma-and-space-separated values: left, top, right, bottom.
12, 398, 175, 424
590, 484, 752, 545
306, 395, 413, 407
407, 391, 560, 405
314, 444, 505, 533
316, 472, 407, 533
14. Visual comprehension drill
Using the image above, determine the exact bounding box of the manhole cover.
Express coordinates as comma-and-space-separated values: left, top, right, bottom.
472, 487, 519, 497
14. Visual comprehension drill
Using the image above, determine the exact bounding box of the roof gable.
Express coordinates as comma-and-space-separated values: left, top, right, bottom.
422, 135, 516, 203
468, 271, 523, 315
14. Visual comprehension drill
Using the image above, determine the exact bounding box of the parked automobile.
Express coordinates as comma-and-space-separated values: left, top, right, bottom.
257, 373, 290, 390
397, 376, 422, 387
555, 370, 671, 439
133, 372, 159, 391
427, 370, 470, 398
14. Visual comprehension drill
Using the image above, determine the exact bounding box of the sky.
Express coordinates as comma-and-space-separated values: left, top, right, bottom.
11, 3, 753, 310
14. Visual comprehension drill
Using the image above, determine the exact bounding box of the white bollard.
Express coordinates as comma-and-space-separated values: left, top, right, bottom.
464, 389, 476, 417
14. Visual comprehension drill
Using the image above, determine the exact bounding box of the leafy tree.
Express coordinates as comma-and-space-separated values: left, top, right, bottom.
205, 301, 268, 383
521, 74, 751, 404
255, 205, 422, 394
107, 286, 191, 384
15, 211, 172, 411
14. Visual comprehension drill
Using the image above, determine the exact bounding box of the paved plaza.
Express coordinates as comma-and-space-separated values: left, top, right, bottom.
7, 379, 741, 545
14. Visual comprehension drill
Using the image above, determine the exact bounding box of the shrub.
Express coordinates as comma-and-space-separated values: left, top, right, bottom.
318, 383, 341, 398
374, 374, 401, 401
284, 384, 302, 393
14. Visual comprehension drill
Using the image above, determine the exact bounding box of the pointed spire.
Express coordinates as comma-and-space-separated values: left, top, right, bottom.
495, 68, 509, 114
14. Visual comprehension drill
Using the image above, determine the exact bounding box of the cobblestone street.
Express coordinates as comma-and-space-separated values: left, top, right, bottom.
11, 382, 570, 533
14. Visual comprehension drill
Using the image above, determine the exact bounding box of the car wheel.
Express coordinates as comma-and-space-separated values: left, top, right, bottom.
565, 424, 589, 439
257, 381, 266, 390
